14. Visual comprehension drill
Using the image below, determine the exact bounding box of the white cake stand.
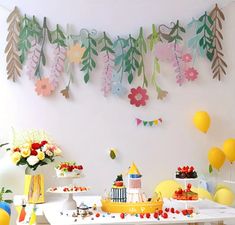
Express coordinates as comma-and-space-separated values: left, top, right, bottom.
47, 175, 89, 210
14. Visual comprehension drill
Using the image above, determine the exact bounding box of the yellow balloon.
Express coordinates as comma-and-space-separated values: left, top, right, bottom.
223, 138, 235, 163
214, 188, 234, 206
0, 209, 10, 225
191, 187, 213, 200
155, 180, 182, 198
193, 111, 211, 133
208, 147, 225, 170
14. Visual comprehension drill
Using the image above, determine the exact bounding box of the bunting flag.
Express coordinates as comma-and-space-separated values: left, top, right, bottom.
4, 3, 227, 103
18, 205, 26, 222
136, 118, 162, 127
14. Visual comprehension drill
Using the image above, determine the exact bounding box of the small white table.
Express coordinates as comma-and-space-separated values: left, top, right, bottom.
40, 196, 235, 225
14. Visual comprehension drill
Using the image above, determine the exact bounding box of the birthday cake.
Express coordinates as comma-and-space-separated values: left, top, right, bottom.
176, 166, 197, 179
101, 163, 163, 214
173, 183, 198, 200
55, 162, 83, 177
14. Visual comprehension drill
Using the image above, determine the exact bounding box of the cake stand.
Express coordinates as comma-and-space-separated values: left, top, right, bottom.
173, 178, 200, 209
47, 175, 89, 210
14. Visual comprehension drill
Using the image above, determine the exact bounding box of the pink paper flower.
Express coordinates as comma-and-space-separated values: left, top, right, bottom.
185, 67, 198, 81
128, 86, 149, 107
35, 78, 54, 96
182, 53, 192, 62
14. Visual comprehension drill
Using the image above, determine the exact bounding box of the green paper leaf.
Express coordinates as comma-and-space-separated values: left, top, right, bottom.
84, 73, 89, 83
110, 150, 116, 159
128, 73, 133, 84
209, 164, 213, 173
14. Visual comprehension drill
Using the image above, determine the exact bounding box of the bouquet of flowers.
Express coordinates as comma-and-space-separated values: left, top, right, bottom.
10, 130, 62, 171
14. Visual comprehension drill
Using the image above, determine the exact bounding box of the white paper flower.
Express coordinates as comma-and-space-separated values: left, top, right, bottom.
46, 150, 53, 157
41, 144, 50, 152
27, 155, 39, 166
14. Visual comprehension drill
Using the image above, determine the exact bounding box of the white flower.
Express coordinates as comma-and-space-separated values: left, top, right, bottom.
54, 148, 62, 156
27, 155, 39, 166
46, 150, 53, 157
41, 144, 50, 152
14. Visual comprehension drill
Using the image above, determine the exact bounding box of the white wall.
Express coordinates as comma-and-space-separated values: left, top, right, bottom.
0, 0, 235, 208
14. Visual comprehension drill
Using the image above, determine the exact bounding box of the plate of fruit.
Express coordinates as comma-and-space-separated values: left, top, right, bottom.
55, 162, 83, 178
47, 185, 89, 194
173, 183, 199, 201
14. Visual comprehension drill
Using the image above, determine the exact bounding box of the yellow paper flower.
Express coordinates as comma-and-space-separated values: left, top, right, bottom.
67, 43, 86, 64
11, 152, 21, 164
37, 151, 45, 161
20, 143, 31, 158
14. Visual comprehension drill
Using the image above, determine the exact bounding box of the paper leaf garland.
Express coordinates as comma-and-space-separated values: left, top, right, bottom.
99, 32, 115, 96
151, 57, 168, 100
5, 7, 22, 81
3, 4, 229, 101
196, 12, 214, 61
136, 118, 162, 127
19, 15, 43, 64
136, 27, 148, 87
81, 33, 98, 83
209, 4, 227, 80
50, 25, 67, 89
148, 24, 159, 51
124, 35, 141, 84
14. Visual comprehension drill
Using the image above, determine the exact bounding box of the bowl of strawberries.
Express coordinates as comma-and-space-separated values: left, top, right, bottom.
55, 162, 83, 178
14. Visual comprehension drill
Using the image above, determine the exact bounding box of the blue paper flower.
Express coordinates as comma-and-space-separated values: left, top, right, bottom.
111, 82, 126, 97
111, 73, 121, 82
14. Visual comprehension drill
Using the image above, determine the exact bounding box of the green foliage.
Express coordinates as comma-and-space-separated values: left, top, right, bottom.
99, 32, 114, 54
0, 187, 13, 204
34, 17, 51, 77
168, 20, 185, 43
148, 24, 159, 51
81, 34, 98, 83
51, 24, 66, 47
196, 12, 214, 61
136, 27, 148, 87
18, 15, 43, 64
124, 35, 141, 84
113, 37, 128, 79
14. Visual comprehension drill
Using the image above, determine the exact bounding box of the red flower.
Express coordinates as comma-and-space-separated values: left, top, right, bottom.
31, 143, 41, 150
31, 150, 38, 156
13, 148, 20, 152
41, 140, 48, 146
128, 86, 149, 107
182, 53, 192, 62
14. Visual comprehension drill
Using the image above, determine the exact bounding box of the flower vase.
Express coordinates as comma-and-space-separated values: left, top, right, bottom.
24, 169, 44, 204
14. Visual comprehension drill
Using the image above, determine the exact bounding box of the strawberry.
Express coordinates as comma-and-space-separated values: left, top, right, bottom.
139, 214, 144, 219
175, 210, 180, 214
158, 210, 163, 215
153, 212, 159, 219
190, 166, 194, 171
145, 213, 150, 218
187, 209, 193, 215
165, 208, 169, 212
187, 183, 192, 189
177, 167, 182, 171
162, 213, 168, 219
95, 213, 100, 217
170, 208, 175, 213
182, 209, 188, 216
120, 213, 125, 219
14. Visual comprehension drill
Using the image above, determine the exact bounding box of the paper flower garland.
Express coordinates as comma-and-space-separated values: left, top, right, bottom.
4, 4, 227, 104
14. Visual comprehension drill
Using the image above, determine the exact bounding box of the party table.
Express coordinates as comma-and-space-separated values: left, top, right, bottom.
40, 196, 235, 225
